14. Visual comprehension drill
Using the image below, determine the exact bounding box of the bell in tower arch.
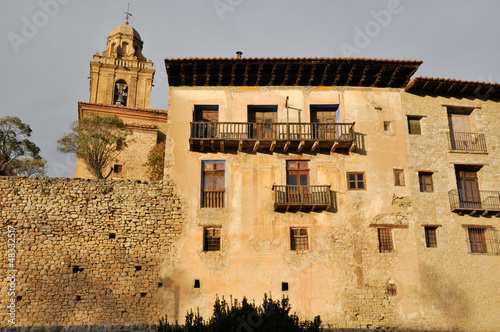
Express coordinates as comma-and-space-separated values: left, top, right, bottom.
114, 81, 128, 106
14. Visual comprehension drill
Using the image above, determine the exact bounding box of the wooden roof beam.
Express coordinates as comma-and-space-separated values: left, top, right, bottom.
255, 63, 264, 86
181, 64, 186, 86
242, 63, 251, 86
282, 64, 292, 85
193, 62, 198, 86
318, 63, 331, 86
345, 64, 358, 86
372, 65, 387, 86
332, 63, 344, 85
217, 63, 224, 86
387, 66, 401, 87
307, 64, 318, 85
230, 62, 237, 85
205, 63, 211, 86
358, 64, 370, 86
294, 64, 305, 86
269, 63, 278, 85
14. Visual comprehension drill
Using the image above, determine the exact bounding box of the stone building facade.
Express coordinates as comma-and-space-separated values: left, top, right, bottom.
1, 22, 499, 331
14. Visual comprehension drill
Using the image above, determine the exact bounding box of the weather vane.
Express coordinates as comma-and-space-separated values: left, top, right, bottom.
124, 3, 132, 24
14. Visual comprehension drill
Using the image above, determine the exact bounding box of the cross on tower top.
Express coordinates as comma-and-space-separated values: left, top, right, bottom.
124, 3, 132, 24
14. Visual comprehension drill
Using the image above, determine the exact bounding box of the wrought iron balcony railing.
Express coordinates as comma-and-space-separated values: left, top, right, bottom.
447, 132, 487, 153
449, 189, 500, 215
190, 122, 355, 153
273, 185, 331, 212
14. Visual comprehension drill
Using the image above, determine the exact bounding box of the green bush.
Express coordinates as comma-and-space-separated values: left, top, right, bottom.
157, 293, 321, 332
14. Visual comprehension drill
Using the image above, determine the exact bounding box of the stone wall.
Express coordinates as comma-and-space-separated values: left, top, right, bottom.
0, 177, 186, 326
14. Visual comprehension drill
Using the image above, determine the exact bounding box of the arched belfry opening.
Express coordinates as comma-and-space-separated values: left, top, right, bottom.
88, 22, 154, 108
114, 80, 128, 106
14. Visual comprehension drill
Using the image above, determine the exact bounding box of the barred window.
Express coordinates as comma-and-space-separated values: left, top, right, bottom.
204, 227, 221, 251
378, 228, 393, 253
465, 227, 500, 255
425, 227, 438, 248
290, 228, 308, 251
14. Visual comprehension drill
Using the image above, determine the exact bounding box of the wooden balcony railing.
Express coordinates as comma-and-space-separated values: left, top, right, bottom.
449, 189, 500, 215
447, 132, 487, 153
273, 185, 331, 212
203, 190, 225, 208
190, 122, 355, 153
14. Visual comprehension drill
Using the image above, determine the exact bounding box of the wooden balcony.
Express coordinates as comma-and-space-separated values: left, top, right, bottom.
449, 189, 500, 216
273, 185, 331, 212
190, 122, 355, 153
447, 132, 487, 153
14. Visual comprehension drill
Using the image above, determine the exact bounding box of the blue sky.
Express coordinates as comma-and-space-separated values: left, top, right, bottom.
1, 0, 499, 177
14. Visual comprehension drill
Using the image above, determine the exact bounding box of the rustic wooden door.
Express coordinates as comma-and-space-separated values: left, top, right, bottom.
311, 110, 336, 139
248, 109, 277, 139
194, 108, 218, 138
448, 114, 470, 149
456, 171, 481, 208
287, 161, 310, 203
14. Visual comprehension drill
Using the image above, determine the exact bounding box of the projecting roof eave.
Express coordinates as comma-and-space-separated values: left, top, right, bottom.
164, 57, 422, 88
405, 77, 500, 101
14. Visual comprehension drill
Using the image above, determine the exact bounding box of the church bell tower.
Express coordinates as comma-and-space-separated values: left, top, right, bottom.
88, 21, 155, 108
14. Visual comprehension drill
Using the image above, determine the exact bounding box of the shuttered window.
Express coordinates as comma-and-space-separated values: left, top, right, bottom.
419, 172, 433, 192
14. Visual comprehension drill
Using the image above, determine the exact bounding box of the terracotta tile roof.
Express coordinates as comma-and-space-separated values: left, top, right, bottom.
164, 57, 422, 88
405, 77, 500, 100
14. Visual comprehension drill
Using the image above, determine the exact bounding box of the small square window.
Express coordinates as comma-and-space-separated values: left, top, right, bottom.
383, 121, 392, 132
290, 228, 308, 251
347, 172, 365, 190
204, 227, 221, 251
393, 169, 405, 186
418, 172, 433, 192
407, 116, 422, 135
113, 164, 123, 175
378, 228, 393, 253
425, 227, 438, 248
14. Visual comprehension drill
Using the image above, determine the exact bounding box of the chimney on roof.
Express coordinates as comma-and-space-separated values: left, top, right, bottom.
236, 51, 243, 59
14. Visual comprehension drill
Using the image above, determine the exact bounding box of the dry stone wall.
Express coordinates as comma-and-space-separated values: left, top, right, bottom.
0, 177, 186, 326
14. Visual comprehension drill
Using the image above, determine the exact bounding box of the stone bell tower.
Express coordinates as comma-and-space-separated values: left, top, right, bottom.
88, 20, 155, 108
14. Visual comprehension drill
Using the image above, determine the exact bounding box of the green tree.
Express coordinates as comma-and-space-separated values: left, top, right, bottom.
11, 157, 47, 177
0, 116, 42, 176
157, 293, 322, 332
144, 141, 165, 181
57, 113, 131, 179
